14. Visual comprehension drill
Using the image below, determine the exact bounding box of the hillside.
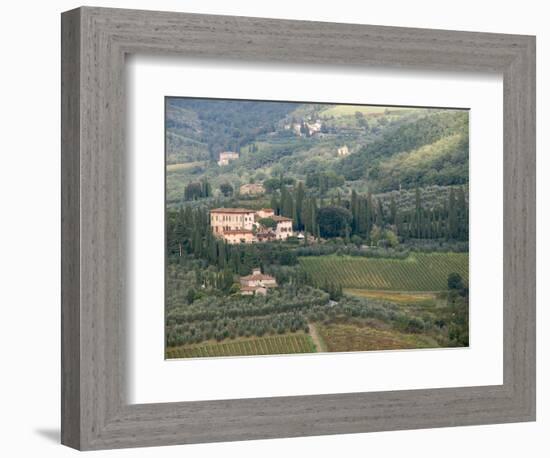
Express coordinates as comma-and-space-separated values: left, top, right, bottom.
166, 99, 469, 207
166, 98, 297, 163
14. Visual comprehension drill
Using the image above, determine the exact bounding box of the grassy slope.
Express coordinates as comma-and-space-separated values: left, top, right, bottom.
375, 133, 468, 191
320, 105, 415, 117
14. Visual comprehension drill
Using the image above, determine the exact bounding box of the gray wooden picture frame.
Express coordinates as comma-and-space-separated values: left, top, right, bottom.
61, 6, 536, 451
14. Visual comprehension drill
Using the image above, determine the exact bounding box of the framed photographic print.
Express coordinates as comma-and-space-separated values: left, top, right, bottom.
61, 6, 536, 451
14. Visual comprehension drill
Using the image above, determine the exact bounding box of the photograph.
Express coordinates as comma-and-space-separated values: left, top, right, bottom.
165, 97, 470, 359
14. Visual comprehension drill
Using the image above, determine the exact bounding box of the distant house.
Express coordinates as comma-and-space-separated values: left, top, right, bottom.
307, 120, 322, 136
217, 151, 239, 166
240, 268, 277, 295
337, 145, 350, 157
292, 120, 322, 137
271, 215, 293, 240
256, 212, 293, 241
240, 183, 265, 196
256, 208, 275, 219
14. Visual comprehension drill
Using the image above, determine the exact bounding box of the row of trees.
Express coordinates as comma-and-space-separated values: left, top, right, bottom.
267, 183, 468, 243
183, 178, 212, 201
167, 311, 310, 346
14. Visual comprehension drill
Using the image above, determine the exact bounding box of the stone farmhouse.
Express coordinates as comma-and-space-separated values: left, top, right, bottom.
240, 268, 277, 296
337, 145, 350, 157
217, 151, 239, 166
209, 207, 293, 244
306, 120, 322, 136
239, 183, 265, 196
288, 119, 323, 137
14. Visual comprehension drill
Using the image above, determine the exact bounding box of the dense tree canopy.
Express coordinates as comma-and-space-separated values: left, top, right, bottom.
317, 206, 352, 238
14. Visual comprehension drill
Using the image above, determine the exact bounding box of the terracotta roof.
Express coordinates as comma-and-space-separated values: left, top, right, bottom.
260, 208, 274, 212
271, 215, 292, 222
240, 273, 276, 281
210, 208, 255, 214
240, 183, 264, 188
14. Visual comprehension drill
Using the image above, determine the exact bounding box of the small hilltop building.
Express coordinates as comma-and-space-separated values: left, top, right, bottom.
217, 151, 239, 166
271, 215, 293, 240
239, 183, 265, 196
337, 145, 350, 157
256, 208, 275, 219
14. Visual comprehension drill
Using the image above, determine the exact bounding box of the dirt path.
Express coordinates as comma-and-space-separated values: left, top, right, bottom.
308, 322, 327, 353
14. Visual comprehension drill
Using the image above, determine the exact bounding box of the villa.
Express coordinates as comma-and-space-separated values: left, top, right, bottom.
210, 208, 256, 235
209, 207, 293, 243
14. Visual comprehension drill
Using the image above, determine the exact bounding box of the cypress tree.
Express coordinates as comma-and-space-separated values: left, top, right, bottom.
350, 190, 358, 233
310, 198, 318, 236
302, 198, 310, 233
377, 199, 385, 226
448, 188, 457, 239
457, 186, 468, 240
415, 187, 422, 239
171, 207, 187, 254
366, 194, 374, 236
270, 193, 280, 215
390, 196, 397, 225
357, 197, 370, 237
218, 241, 226, 268
295, 181, 305, 229
230, 249, 240, 273
209, 233, 218, 263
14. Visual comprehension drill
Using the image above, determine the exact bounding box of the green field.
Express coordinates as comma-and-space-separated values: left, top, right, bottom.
299, 253, 468, 291
166, 333, 317, 359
